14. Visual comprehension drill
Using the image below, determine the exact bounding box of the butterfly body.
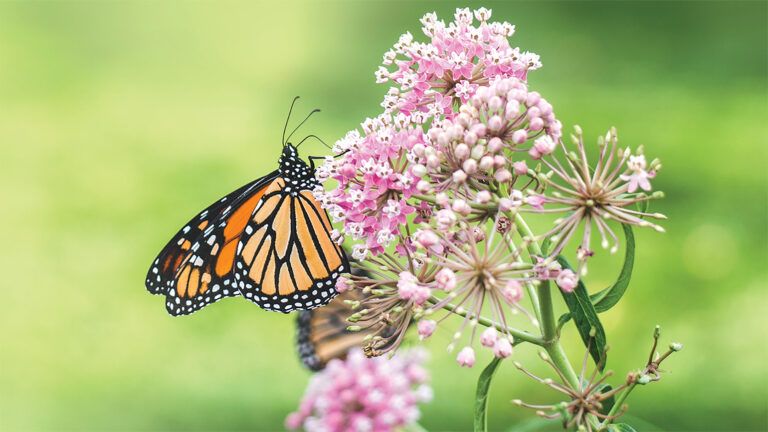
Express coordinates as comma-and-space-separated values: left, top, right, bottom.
146, 144, 347, 316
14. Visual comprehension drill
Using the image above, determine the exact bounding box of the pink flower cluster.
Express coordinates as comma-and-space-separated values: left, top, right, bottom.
315, 117, 426, 258
377, 8, 541, 117
286, 349, 432, 432
412, 76, 562, 198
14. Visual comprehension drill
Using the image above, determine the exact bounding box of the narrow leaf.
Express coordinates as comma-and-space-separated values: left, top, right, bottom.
556, 224, 635, 328
474, 357, 502, 432
557, 256, 608, 369
590, 224, 635, 312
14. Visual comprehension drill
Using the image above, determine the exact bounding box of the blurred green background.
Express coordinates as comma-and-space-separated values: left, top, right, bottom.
1, 1, 766, 431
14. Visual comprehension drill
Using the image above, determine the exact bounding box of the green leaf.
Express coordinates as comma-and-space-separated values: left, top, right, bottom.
590, 224, 635, 312
608, 423, 638, 432
556, 256, 608, 369
474, 357, 502, 432
556, 224, 635, 330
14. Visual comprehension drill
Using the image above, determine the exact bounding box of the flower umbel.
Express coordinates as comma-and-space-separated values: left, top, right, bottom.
286, 349, 432, 432
531, 126, 666, 274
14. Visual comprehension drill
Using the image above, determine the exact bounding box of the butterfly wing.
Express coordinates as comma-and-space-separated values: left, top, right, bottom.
233, 177, 348, 313
296, 288, 371, 371
145, 171, 279, 316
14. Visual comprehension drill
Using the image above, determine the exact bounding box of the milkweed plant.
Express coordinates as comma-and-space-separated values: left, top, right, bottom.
292, 8, 682, 431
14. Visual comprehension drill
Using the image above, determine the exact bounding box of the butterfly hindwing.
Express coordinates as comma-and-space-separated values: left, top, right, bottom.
297, 289, 374, 371
233, 147, 348, 313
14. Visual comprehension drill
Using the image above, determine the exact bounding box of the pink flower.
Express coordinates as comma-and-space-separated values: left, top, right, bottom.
529, 135, 556, 159
456, 346, 476, 368
417, 319, 437, 340
435, 209, 457, 231
501, 280, 523, 303
556, 269, 579, 293
620, 155, 654, 193
335, 277, 352, 293
397, 271, 420, 300
493, 338, 513, 359
480, 327, 498, 348
435, 268, 457, 291
286, 349, 431, 432
375, 10, 541, 118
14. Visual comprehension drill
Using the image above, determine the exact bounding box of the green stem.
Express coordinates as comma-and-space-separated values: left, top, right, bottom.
601, 383, 637, 428
431, 298, 545, 346
512, 213, 582, 391
538, 281, 581, 390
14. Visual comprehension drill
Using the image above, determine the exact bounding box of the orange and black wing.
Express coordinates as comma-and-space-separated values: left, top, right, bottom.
145, 171, 278, 316
296, 288, 372, 371
232, 177, 348, 313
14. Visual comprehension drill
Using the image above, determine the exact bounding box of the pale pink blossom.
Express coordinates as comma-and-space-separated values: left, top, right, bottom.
456, 346, 476, 368
556, 269, 579, 293
286, 349, 431, 432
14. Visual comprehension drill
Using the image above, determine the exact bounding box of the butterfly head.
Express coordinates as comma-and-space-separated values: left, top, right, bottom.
278, 144, 315, 192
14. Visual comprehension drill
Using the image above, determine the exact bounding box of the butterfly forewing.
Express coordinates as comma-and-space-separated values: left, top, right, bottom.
145, 172, 278, 315
146, 143, 347, 316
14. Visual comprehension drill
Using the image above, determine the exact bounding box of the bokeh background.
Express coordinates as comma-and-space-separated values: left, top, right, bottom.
1, 1, 766, 431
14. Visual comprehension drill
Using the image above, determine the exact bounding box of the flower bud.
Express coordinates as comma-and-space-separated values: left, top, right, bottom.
512, 129, 528, 144
488, 95, 503, 111
502, 280, 523, 303
417, 319, 437, 340
435, 209, 457, 230
479, 156, 494, 171
414, 229, 440, 248
487, 137, 503, 153
493, 338, 513, 358
436, 192, 450, 207
452, 170, 468, 184
426, 154, 440, 168
494, 168, 512, 183
505, 100, 520, 120
412, 164, 427, 177
416, 180, 432, 193
464, 131, 478, 146
470, 123, 487, 137
556, 269, 578, 293
452, 199, 472, 216
475, 190, 491, 204
525, 91, 541, 106
498, 198, 513, 212
493, 155, 506, 168
462, 159, 478, 175
454, 143, 470, 160
488, 115, 503, 132
435, 268, 457, 291
480, 327, 498, 347
529, 117, 544, 131
512, 161, 528, 175
456, 347, 476, 368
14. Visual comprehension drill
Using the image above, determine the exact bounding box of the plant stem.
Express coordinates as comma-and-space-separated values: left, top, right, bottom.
431, 298, 545, 346
601, 383, 637, 428
512, 212, 582, 391
538, 281, 581, 390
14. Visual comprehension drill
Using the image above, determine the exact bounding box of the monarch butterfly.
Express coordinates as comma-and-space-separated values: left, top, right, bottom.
145, 98, 348, 316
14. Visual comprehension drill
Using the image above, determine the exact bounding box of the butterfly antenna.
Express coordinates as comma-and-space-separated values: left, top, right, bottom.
285, 108, 320, 145
296, 134, 331, 150
282, 96, 300, 147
